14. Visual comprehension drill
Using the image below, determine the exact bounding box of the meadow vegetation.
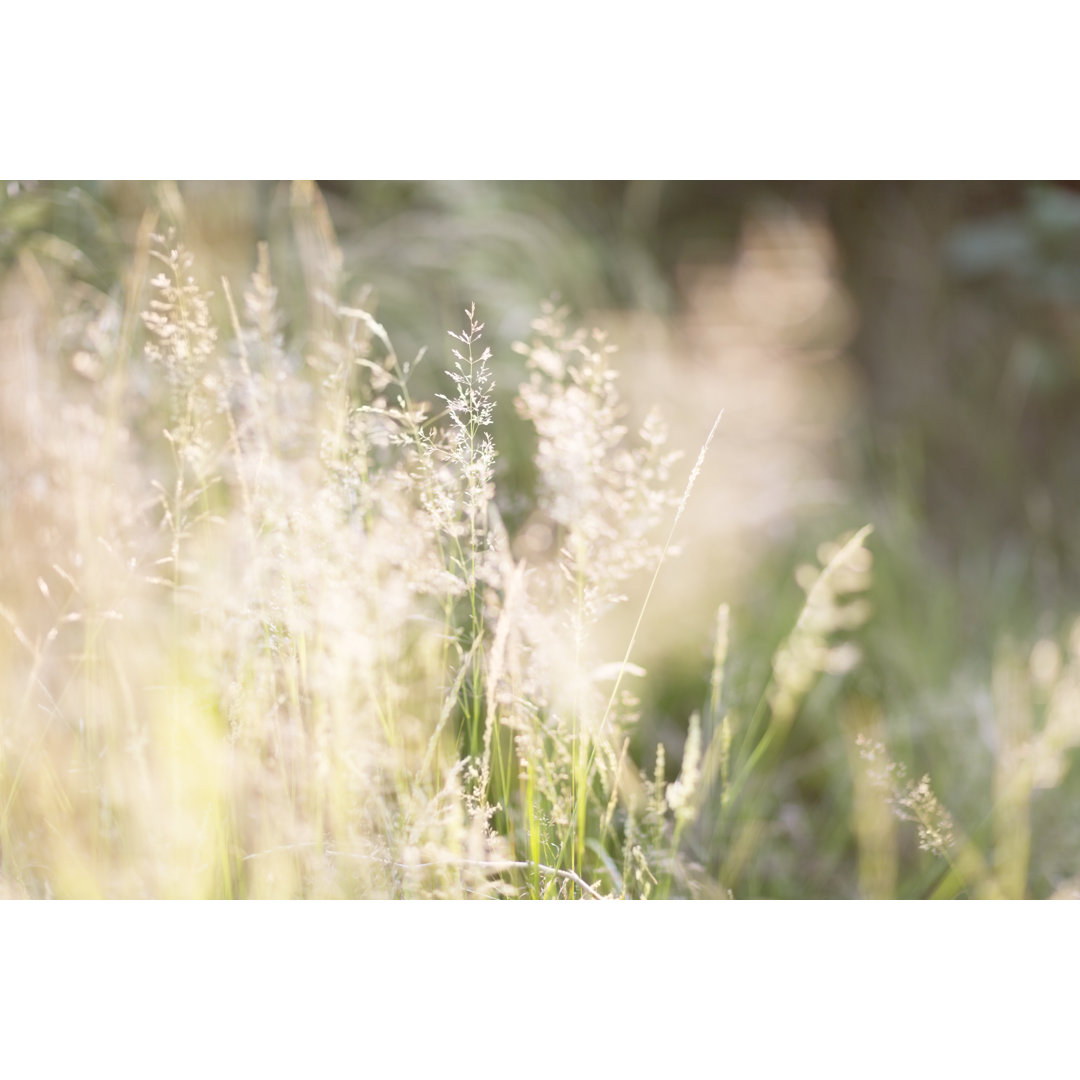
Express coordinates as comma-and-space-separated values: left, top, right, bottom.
2, 181, 1079, 898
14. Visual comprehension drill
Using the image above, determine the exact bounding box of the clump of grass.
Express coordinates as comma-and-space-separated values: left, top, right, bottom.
2, 191, 721, 897
11, 183, 1019, 900
646, 525, 876, 897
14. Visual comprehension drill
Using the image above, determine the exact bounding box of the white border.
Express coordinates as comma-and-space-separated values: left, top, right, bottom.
4, 3, 1077, 177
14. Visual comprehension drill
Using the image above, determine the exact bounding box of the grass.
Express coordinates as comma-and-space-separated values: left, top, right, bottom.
2, 181, 1080, 899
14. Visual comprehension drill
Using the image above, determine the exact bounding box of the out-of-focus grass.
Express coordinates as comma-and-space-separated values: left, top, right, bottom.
3, 180, 1080, 898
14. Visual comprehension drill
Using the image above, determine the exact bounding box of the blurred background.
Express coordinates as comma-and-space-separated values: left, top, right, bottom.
3, 179, 1080, 897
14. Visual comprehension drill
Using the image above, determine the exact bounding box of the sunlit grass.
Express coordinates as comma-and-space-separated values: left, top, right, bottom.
3, 181, 1080, 899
